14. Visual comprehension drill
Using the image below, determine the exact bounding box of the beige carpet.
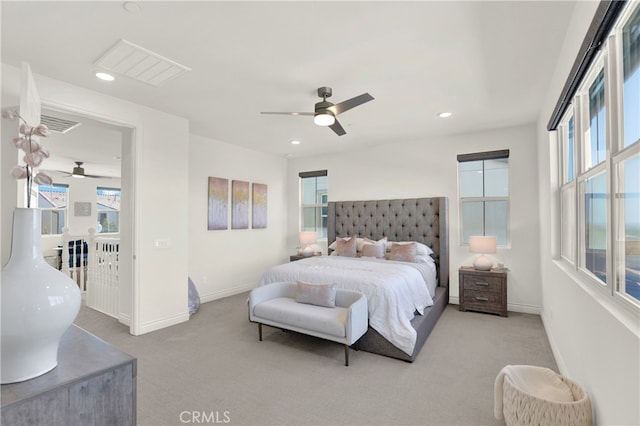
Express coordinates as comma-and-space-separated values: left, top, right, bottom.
74, 293, 557, 426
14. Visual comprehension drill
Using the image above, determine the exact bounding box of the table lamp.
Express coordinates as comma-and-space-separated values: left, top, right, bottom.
299, 231, 317, 257
469, 235, 497, 271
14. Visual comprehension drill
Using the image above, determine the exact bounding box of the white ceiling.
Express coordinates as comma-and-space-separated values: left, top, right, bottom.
1, 1, 576, 165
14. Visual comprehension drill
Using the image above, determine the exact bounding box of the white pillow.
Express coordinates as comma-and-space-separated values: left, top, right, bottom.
360, 242, 385, 259
328, 236, 356, 251
357, 237, 387, 252
386, 240, 433, 256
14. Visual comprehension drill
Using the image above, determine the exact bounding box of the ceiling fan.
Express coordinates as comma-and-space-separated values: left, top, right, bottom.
260, 87, 374, 136
58, 161, 112, 179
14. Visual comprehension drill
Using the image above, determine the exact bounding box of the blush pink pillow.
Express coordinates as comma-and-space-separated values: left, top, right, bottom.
335, 236, 357, 257
387, 242, 417, 262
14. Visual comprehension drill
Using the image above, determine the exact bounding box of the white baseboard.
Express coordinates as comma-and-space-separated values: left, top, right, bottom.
118, 313, 131, 327
199, 283, 256, 304
540, 311, 568, 375
507, 303, 541, 315
448, 297, 541, 315
138, 312, 190, 335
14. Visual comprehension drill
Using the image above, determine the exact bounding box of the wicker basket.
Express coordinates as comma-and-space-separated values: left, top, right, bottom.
502, 371, 592, 426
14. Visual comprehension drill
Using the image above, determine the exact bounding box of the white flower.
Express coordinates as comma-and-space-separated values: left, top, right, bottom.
1, 109, 18, 120
19, 123, 32, 135
16, 137, 41, 154
23, 152, 44, 168
8, 114, 53, 208
11, 166, 28, 179
33, 124, 50, 137
33, 172, 52, 185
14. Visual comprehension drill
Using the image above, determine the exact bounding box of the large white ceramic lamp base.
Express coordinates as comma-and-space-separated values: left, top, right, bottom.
1, 208, 81, 384
473, 254, 493, 271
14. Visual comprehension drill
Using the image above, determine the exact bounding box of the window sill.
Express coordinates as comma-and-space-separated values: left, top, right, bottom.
552, 259, 639, 337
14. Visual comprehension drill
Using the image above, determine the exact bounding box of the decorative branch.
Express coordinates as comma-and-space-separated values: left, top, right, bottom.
3, 108, 52, 208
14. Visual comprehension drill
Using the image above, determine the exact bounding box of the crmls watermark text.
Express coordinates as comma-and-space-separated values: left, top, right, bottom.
179, 410, 231, 424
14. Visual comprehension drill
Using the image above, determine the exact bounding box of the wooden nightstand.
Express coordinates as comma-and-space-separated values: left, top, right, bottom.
459, 266, 508, 317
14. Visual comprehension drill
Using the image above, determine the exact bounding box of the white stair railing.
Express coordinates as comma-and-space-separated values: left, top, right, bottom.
86, 229, 120, 318
61, 228, 120, 319
61, 228, 89, 292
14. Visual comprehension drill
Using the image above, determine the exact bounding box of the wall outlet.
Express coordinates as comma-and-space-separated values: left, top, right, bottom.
153, 239, 171, 249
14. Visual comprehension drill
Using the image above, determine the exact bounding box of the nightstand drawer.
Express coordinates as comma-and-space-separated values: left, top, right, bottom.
463, 289, 503, 309
462, 275, 503, 292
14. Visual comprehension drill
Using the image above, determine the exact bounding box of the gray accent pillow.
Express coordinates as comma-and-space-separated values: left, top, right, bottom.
296, 281, 336, 308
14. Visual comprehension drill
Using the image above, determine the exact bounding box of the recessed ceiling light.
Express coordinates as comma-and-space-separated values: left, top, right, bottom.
95, 72, 115, 81
438, 112, 453, 118
290, 140, 301, 145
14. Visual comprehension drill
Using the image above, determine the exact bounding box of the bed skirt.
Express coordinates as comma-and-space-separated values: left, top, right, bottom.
353, 285, 449, 362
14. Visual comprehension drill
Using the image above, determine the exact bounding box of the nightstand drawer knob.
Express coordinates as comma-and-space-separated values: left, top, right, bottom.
475, 296, 490, 301
475, 281, 489, 286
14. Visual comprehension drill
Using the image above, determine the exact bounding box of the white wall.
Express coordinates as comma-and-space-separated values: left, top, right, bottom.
188, 134, 288, 302
1, 64, 190, 335
287, 123, 542, 313
536, 2, 640, 425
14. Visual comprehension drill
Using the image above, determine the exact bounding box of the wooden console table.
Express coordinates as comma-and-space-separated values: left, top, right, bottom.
1, 324, 136, 425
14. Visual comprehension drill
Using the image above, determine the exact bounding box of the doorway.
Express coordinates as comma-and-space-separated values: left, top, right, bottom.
41, 104, 137, 334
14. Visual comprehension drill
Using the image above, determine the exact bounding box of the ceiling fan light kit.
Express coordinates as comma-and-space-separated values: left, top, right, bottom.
261, 86, 374, 136
72, 162, 86, 178
313, 111, 335, 126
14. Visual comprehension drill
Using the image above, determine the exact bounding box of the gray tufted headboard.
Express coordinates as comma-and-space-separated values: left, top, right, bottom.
327, 197, 449, 288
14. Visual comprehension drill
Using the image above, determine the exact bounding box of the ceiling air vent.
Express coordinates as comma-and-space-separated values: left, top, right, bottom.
94, 39, 191, 87
40, 114, 82, 134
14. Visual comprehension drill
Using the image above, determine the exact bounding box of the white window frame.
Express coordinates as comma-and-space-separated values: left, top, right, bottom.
299, 170, 328, 240
558, 106, 577, 264
556, 1, 640, 311
37, 183, 68, 236
96, 186, 121, 234
458, 151, 510, 247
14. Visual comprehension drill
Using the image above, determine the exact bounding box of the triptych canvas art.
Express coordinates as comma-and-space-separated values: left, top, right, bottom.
207, 177, 267, 230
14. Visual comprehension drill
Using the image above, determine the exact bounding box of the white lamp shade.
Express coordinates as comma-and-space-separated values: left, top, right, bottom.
299, 231, 317, 245
468, 236, 497, 254
313, 112, 335, 126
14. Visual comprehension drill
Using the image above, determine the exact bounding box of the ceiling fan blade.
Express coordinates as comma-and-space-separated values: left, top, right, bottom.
85, 174, 112, 179
329, 93, 374, 115
260, 112, 314, 116
329, 119, 346, 136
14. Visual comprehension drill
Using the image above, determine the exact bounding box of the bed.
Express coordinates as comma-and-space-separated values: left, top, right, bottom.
259, 197, 449, 362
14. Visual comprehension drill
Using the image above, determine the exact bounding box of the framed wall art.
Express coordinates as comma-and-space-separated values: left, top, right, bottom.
252, 183, 268, 229
208, 177, 228, 230
231, 180, 249, 229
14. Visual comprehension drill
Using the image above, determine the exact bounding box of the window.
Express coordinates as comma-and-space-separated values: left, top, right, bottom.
38, 184, 68, 235
581, 172, 608, 284
622, 5, 640, 148
559, 110, 577, 263
586, 70, 607, 169
97, 187, 120, 233
299, 170, 328, 239
554, 1, 640, 308
458, 150, 509, 245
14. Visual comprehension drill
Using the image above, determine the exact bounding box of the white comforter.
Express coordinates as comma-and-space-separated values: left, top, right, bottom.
258, 256, 435, 355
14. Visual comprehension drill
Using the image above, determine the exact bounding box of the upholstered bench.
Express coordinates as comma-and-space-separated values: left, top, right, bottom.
248, 281, 368, 366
